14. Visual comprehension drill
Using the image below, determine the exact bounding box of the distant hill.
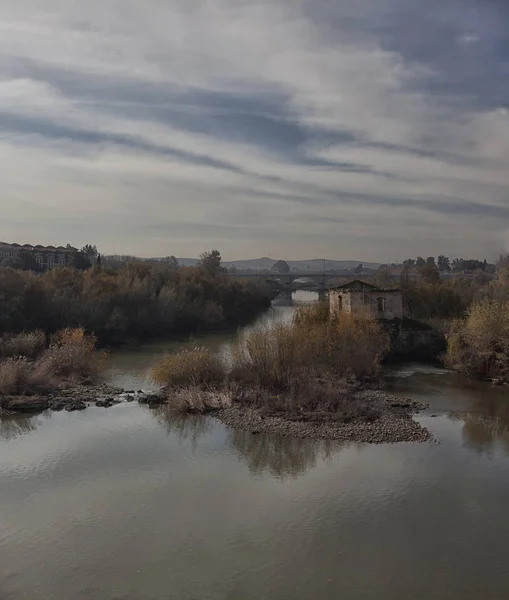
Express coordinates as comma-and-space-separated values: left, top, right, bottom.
110, 255, 381, 271
221, 257, 381, 272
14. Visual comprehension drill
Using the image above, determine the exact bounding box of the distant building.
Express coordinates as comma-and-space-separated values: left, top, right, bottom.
329, 280, 403, 320
0, 242, 77, 270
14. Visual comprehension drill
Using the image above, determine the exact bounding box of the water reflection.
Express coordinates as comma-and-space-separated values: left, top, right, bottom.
389, 369, 509, 455
149, 405, 342, 478
149, 405, 214, 448
451, 394, 509, 455
0, 412, 45, 441
229, 429, 340, 479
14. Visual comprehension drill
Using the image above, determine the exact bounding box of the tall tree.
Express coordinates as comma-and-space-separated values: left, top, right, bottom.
166, 256, 179, 270
355, 263, 364, 274
272, 260, 290, 274
425, 256, 437, 268
81, 244, 98, 262
437, 255, 451, 272
199, 250, 224, 275
416, 256, 425, 268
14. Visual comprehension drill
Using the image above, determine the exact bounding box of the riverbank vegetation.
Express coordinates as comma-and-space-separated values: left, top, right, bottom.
0, 255, 272, 345
0, 328, 106, 401
446, 298, 509, 382
150, 305, 430, 442
152, 305, 390, 418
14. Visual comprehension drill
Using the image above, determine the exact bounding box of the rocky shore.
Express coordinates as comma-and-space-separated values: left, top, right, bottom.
0, 385, 430, 444
215, 391, 431, 444
0, 384, 166, 414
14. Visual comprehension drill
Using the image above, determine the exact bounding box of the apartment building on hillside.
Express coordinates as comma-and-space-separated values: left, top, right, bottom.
0, 242, 77, 270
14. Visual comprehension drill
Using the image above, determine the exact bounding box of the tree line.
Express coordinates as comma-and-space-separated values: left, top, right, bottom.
0, 251, 272, 345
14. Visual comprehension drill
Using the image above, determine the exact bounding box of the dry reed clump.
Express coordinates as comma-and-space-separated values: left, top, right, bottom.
0, 357, 56, 396
0, 327, 106, 398
0, 331, 46, 359
37, 328, 107, 380
151, 346, 227, 388
230, 307, 389, 390
236, 378, 381, 423
165, 385, 233, 413
446, 298, 509, 380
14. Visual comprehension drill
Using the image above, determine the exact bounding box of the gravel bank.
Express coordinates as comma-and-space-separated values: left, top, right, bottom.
215, 390, 431, 443
0, 385, 165, 413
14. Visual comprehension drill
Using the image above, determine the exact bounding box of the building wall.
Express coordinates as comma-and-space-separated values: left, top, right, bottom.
330, 290, 403, 320
0, 243, 75, 270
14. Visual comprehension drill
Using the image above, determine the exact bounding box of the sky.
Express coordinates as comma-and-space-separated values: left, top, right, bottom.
1, 0, 509, 261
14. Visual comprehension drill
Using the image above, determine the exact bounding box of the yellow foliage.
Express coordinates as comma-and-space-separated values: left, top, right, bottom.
151, 347, 226, 388
446, 298, 509, 379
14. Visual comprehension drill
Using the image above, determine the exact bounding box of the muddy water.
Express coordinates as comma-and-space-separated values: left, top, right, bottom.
2, 296, 509, 599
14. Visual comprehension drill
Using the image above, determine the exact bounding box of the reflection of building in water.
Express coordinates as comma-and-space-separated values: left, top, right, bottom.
229, 429, 341, 479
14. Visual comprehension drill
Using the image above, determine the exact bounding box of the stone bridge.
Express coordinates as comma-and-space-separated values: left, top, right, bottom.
227, 271, 340, 290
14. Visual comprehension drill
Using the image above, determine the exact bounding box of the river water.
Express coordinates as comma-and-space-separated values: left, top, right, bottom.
2, 293, 509, 600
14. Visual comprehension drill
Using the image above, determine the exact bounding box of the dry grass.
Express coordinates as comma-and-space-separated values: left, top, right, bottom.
446, 298, 509, 380
151, 346, 227, 388
37, 328, 107, 380
151, 305, 390, 419
0, 327, 106, 398
0, 357, 56, 396
0, 331, 46, 359
236, 378, 380, 423
230, 308, 389, 389
165, 385, 233, 413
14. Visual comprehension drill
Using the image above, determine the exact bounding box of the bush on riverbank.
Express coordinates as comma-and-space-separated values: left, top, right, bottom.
230, 306, 389, 389
0, 331, 46, 359
151, 347, 226, 388
446, 298, 509, 381
152, 305, 390, 419
0, 262, 272, 345
0, 328, 105, 399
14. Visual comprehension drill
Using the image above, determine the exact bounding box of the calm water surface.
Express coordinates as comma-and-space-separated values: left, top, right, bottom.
2, 292, 509, 599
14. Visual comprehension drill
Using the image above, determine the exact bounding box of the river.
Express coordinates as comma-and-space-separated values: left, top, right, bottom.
2, 292, 509, 600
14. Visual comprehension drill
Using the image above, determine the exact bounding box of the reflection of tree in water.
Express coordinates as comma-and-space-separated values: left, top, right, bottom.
150, 406, 214, 448
229, 429, 342, 479
450, 395, 509, 455
0, 413, 42, 441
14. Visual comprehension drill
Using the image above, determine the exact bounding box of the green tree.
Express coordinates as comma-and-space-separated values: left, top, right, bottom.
17, 251, 39, 271
355, 263, 363, 274
416, 257, 425, 268
81, 245, 98, 263
425, 256, 437, 268
272, 260, 290, 274
420, 262, 440, 284
437, 255, 451, 272
71, 251, 92, 270
199, 250, 224, 275
166, 256, 179, 270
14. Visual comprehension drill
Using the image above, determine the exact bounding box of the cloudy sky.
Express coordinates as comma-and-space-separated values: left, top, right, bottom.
1, 0, 508, 261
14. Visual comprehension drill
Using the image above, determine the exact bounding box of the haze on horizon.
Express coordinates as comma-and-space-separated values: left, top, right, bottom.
1, 0, 509, 263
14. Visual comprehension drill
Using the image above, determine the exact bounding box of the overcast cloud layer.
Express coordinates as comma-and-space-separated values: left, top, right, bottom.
1, 0, 508, 260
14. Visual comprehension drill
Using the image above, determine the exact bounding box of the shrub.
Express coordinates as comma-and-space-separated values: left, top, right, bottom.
230, 309, 389, 389
151, 346, 227, 388
0, 331, 46, 359
37, 328, 107, 380
0, 357, 55, 396
446, 298, 509, 380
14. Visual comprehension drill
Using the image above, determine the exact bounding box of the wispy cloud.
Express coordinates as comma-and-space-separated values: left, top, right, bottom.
0, 0, 508, 259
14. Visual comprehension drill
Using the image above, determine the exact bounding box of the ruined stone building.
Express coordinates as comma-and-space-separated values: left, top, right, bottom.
329, 280, 403, 320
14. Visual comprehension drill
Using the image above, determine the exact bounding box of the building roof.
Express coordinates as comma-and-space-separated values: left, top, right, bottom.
331, 279, 401, 293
